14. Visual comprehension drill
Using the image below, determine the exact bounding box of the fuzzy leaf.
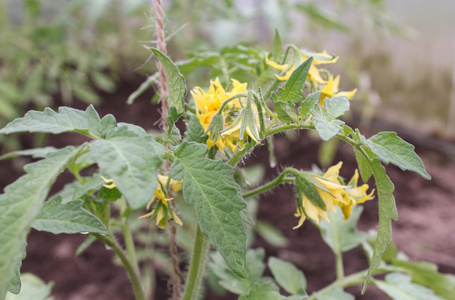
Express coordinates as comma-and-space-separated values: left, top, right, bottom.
90, 136, 164, 210
354, 147, 373, 182
275, 101, 298, 123
362, 132, 430, 180
170, 141, 248, 277
312, 96, 350, 141
314, 287, 354, 300
0, 146, 80, 299
0, 147, 59, 160
374, 273, 445, 300
185, 114, 208, 144
275, 57, 313, 102
319, 206, 367, 255
268, 257, 306, 295
32, 196, 107, 234
151, 48, 186, 114
362, 159, 398, 293
0, 105, 108, 139
299, 90, 320, 118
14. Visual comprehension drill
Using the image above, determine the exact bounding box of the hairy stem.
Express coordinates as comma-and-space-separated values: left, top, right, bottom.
120, 197, 140, 275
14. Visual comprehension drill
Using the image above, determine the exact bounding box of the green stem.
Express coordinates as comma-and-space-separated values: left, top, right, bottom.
228, 141, 255, 166
120, 197, 140, 275
243, 177, 294, 198
182, 223, 211, 300
94, 233, 145, 300
335, 252, 344, 280
263, 78, 280, 100
220, 57, 230, 83
305, 270, 366, 300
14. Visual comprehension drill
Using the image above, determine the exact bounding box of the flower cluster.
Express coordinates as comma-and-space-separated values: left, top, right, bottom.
266, 49, 356, 104
294, 162, 374, 229
191, 78, 261, 153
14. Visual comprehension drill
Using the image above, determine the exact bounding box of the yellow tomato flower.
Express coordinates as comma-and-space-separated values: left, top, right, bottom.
101, 176, 117, 189
320, 75, 357, 105
339, 170, 374, 219
266, 50, 338, 84
191, 78, 254, 153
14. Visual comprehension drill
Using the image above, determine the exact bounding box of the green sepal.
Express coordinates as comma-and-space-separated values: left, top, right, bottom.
311, 96, 350, 141
206, 113, 225, 141
170, 141, 248, 278
31, 196, 108, 234
275, 57, 313, 103
151, 48, 186, 115
296, 172, 326, 210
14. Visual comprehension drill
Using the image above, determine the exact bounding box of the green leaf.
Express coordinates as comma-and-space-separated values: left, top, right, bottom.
299, 90, 320, 118
239, 278, 283, 300
268, 257, 306, 295
319, 206, 367, 255
54, 175, 104, 204
362, 159, 398, 293
8, 255, 23, 294
75, 235, 97, 256
361, 132, 431, 180
151, 48, 186, 114
210, 248, 266, 295
256, 221, 288, 247
185, 114, 208, 144
6, 273, 53, 300
392, 260, 455, 300
354, 147, 373, 183
275, 57, 313, 102
295, 3, 351, 33
127, 74, 158, 104
0, 147, 58, 160
312, 96, 350, 141
166, 107, 182, 146
90, 136, 164, 210
170, 141, 248, 277
314, 287, 354, 300
272, 29, 283, 61
374, 273, 445, 300
0, 105, 107, 139
31, 196, 107, 234
275, 101, 299, 123
0, 146, 80, 299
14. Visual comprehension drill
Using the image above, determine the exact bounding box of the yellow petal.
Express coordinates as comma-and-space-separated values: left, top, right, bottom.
265, 54, 288, 71
336, 88, 357, 99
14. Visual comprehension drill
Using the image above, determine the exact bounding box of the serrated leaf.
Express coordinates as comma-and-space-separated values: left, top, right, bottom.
238, 278, 283, 300
392, 260, 455, 300
5, 273, 53, 300
314, 287, 354, 300
54, 175, 104, 204
312, 96, 350, 141
299, 90, 320, 118
151, 48, 186, 114
362, 159, 398, 293
210, 248, 266, 295
185, 114, 208, 144
374, 273, 445, 300
0, 105, 104, 139
276, 57, 313, 102
31, 196, 107, 234
362, 132, 431, 180
170, 141, 248, 277
90, 136, 164, 210
275, 101, 299, 123
0, 146, 80, 299
268, 257, 306, 295
319, 206, 367, 255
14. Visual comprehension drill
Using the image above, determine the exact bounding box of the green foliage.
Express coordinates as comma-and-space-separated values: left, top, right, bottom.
361, 132, 431, 180
6, 273, 53, 300
170, 141, 249, 277
268, 257, 307, 295
299, 91, 320, 119
273, 57, 313, 103
374, 273, 445, 300
0, 146, 81, 299
319, 206, 367, 255
275, 101, 299, 123
255, 221, 289, 248
314, 287, 354, 300
90, 135, 164, 210
31, 196, 108, 234
185, 114, 208, 144
312, 96, 350, 141
151, 48, 187, 115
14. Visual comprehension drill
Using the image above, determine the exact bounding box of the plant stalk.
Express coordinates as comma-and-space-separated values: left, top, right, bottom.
120, 197, 140, 275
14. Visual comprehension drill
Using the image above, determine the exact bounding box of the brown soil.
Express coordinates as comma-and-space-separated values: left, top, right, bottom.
2, 80, 454, 300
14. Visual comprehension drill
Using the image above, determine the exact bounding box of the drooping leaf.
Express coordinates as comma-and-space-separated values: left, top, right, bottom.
362, 159, 398, 293
312, 96, 350, 141
274, 57, 313, 103
0, 105, 108, 139
392, 260, 455, 300
90, 136, 164, 210
0, 146, 81, 299
275, 101, 299, 123
170, 141, 248, 277
314, 287, 354, 300
298, 90, 320, 118
268, 257, 307, 295
185, 114, 208, 144
374, 273, 445, 300
319, 206, 367, 255
32, 196, 107, 234
151, 48, 186, 115
361, 132, 430, 180
5, 273, 53, 300
209, 248, 266, 295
